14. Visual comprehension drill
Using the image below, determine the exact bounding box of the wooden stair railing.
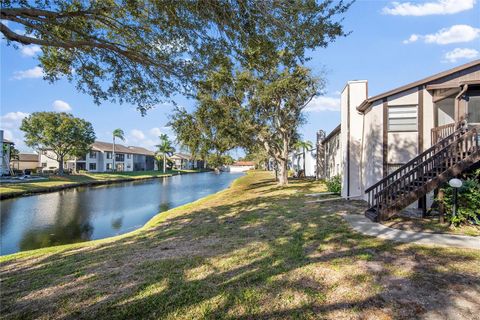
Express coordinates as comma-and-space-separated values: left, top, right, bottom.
431, 122, 456, 145
365, 124, 479, 221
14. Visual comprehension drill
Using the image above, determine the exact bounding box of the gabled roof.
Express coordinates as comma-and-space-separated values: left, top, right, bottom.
92, 141, 154, 155
18, 153, 39, 162
357, 59, 480, 112
127, 146, 155, 156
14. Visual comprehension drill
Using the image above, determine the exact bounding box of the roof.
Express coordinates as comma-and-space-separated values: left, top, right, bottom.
322, 124, 341, 144
232, 161, 255, 166
171, 153, 192, 160
2, 138, 14, 144
18, 153, 39, 162
126, 146, 155, 156
91, 141, 154, 155
357, 59, 480, 112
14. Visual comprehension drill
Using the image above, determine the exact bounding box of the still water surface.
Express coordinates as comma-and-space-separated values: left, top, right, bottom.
1, 172, 242, 255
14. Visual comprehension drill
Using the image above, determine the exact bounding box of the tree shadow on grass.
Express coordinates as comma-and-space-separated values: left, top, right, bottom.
1, 177, 479, 319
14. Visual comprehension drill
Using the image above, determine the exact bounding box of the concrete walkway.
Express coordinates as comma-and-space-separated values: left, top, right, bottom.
341, 213, 480, 250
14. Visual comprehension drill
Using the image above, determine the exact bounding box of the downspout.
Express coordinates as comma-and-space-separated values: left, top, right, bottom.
346, 85, 350, 198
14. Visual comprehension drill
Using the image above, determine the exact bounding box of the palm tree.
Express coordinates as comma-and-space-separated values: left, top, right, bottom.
112, 128, 125, 171
155, 134, 175, 173
294, 140, 313, 176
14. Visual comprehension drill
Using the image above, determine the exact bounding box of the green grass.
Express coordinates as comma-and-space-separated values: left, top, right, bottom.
0, 169, 204, 197
1, 171, 479, 319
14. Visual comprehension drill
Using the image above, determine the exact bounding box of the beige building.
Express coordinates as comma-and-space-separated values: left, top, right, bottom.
12, 153, 39, 171
323, 60, 480, 221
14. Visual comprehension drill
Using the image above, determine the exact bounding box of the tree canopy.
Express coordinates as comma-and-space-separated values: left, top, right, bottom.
20, 112, 96, 174
1, 0, 351, 112
171, 59, 321, 184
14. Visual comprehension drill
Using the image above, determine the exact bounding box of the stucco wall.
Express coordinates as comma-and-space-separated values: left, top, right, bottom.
341, 80, 367, 198
361, 100, 383, 198
324, 132, 342, 179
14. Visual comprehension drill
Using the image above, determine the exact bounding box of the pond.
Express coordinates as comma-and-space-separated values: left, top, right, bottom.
0, 172, 243, 255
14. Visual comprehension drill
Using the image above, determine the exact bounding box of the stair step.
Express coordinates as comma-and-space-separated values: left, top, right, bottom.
365, 209, 378, 222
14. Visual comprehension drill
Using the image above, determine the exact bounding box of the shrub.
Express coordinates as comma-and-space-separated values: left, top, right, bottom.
438, 170, 480, 226
326, 175, 342, 194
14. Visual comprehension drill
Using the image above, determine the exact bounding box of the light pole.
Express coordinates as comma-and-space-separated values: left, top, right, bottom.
448, 178, 463, 220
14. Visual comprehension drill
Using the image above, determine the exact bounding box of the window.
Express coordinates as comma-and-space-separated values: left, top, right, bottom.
388, 105, 418, 132
106, 152, 112, 159
89, 163, 96, 171
89, 151, 97, 159
106, 163, 112, 170
436, 97, 455, 126
42, 162, 47, 167
127, 154, 131, 159
467, 92, 480, 124
115, 153, 124, 161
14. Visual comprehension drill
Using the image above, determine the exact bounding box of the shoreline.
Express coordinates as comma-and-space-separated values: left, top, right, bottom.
0, 170, 207, 200
0, 171, 245, 259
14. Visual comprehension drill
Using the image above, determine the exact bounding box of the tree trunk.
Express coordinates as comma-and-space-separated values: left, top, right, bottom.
163, 153, 166, 173
58, 155, 64, 175
303, 147, 306, 176
277, 159, 288, 186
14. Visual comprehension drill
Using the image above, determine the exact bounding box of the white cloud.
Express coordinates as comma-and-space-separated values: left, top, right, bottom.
0, 111, 31, 151
52, 100, 72, 112
12, 66, 44, 80
0, 112, 30, 128
130, 129, 145, 140
20, 45, 41, 57
403, 34, 419, 44
404, 25, 480, 44
443, 48, 479, 63
149, 127, 163, 137
304, 96, 340, 112
383, 0, 475, 16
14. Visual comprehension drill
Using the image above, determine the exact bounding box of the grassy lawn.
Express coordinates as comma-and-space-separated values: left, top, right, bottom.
0, 169, 202, 197
1, 171, 479, 319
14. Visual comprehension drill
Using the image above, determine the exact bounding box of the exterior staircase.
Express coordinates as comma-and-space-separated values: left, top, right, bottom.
365, 123, 480, 222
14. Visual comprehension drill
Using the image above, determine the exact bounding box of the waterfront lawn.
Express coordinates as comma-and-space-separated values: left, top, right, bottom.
1, 171, 479, 319
0, 169, 202, 196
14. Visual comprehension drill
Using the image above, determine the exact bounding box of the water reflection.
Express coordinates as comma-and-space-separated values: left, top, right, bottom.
0, 172, 242, 255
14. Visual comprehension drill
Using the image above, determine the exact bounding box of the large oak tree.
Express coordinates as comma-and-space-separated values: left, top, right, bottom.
20, 112, 96, 174
1, 0, 352, 112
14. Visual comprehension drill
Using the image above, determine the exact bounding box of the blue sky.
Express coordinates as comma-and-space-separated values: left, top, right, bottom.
1, 0, 479, 156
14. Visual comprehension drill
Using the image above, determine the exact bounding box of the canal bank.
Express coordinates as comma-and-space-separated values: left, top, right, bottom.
0, 169, 206, 200
1, 171, 243, 255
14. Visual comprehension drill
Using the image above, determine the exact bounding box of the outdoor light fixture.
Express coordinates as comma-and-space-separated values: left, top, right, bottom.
448, 178, 463, 219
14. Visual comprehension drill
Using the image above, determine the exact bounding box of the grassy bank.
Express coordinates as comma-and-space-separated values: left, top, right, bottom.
1, 171, 479, 319
0, 169, 204, 198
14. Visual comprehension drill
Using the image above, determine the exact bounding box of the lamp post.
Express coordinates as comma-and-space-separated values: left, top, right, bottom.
448, 178, 463, 220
